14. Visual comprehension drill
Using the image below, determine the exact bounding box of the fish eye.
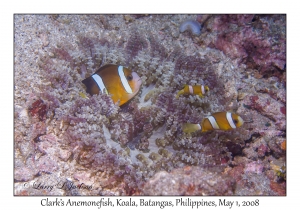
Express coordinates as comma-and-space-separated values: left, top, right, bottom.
233, 119, 238, 124
126, 75, 133, 81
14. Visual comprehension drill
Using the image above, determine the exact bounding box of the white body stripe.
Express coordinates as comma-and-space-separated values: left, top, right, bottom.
226, 112, 236, 129
118, 66, 133, 94
196, 124, 202, 130
207, 116, 220, 129
92, 74, 107, 94
188, 85, 193, 94
201, 85, 205, 94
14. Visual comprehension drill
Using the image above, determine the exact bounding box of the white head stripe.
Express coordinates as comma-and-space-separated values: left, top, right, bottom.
226, 112, 236, 129
189, 85, 193, 94
207, 116, 220, 129
118, 66, 133, 94
201, 85, 205, 94
92, 74, 107, 94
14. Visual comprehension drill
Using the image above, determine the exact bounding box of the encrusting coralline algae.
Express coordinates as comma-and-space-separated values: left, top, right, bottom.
14, 14, 286, 195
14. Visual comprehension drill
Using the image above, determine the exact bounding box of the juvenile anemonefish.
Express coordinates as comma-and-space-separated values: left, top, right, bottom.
176, 85, 209, 99
182, 112, 244, 133
82, 64, 142, 106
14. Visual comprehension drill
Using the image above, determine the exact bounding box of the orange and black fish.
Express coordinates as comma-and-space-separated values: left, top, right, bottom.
182, 112, 244, 133
176, 84, 209, 99
82, 64, 142, 106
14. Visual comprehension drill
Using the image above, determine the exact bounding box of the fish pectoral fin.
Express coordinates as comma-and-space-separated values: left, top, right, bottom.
104, 85, 117, 95
114, 100, 121, 106
105, 86, 125, 102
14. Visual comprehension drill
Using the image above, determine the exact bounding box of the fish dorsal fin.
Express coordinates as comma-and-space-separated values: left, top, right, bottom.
95, 64, 116, 73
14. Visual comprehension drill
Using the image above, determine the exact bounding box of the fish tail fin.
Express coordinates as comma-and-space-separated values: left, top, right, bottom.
176, 89, 184, 99
182, 123, 202, 133
79, 92, 89, 99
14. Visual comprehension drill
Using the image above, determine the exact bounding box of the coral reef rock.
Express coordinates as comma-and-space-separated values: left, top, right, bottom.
141, 166, 235, 195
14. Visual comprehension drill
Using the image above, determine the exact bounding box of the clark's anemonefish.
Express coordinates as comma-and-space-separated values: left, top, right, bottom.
182, 112, 244, 133
176, 85, 209, 99
82, 64, 142, 106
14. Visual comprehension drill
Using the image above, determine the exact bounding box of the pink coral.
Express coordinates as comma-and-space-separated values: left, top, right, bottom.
28, 100, 48, 121
244, 161, 264, 174
204, 15, 286, 81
